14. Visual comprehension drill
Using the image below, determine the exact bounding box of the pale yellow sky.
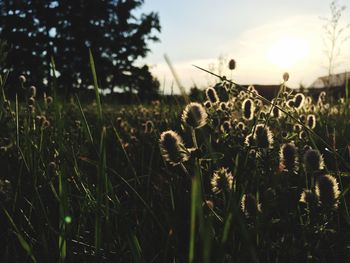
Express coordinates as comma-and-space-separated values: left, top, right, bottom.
140, 1, 350, 93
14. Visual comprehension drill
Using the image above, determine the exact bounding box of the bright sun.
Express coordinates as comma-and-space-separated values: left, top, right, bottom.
267, 37, 309, 69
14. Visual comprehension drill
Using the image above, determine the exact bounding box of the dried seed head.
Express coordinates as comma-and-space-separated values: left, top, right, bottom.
283, 72, 289, 82
315, 174, 340, 208
228, 59, 236, 70
254, 99, 263, 108
279, 143, 298, 172
238, 90, 246, 99
28, 105, 35, 114
145, 120, 154, 133
204, 200, 214, 210
48, 161, 57, 174
306, 114, 316, 129
204, 100, 212, 109
247, 85, 256, 92
254, 124, 274, 149
293, 93, 305, 109
29, 85, 36, 97
236, 121, 246, 131
211, 167, 234, 194
206, 87, 219, 104
219, 102, 228, 111
28, 97, 35, 105
303, 149, 324, 172
244, 133, 254, 147
299, 189, 319, 207
159, 130, 189, 166
116, 117, 123, 128
19, 75, 26, 83
181, 102, 208, 129
242, 98, 255, 121
293, 124, 302, 132
287, 99, 295, 108
299, 131, 307, 140
271, 106, 281, 119
241, 194, 260, 217
220, 121, 231, 134
42, 120, 50, 128
47, 96, 53, 105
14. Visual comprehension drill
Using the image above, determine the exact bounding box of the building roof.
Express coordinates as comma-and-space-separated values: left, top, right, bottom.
309, 72, 350, 89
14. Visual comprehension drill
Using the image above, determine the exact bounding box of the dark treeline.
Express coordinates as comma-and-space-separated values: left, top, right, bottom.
0, 0, 161, 99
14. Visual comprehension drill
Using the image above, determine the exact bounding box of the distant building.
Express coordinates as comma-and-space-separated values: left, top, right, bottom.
242, 84, 291, 101
309, 72, 350, 89
307, 72, 349, 98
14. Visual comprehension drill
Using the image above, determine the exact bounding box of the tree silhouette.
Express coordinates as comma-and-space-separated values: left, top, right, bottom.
0, 0, 161, 96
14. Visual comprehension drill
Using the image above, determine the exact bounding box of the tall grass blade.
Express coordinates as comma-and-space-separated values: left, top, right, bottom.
89, 49, 103, 121
2, 206, 37, 263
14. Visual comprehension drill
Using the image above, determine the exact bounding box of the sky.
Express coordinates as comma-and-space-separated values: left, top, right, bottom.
138, 0, 350, 93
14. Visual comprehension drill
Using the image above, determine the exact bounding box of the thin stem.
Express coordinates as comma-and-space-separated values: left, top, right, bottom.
191, 128, 198, 149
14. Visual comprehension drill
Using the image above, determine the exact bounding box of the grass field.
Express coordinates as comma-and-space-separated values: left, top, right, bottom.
1, 67, 350, 262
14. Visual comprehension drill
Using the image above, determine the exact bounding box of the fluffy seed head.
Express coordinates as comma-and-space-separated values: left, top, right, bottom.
244, 133, 254, 147
220, 121, 231, 134
293, 93, 305, 109
29, 85, 37, 97
181, 102, 208, 129
238, 90, 248, 99
159, 130, 189, 166
219, 102, 228, 111
293, 124, 302, 132
306, 114, 316, 129
299, 131, 307, 140
283, 72, 290, 82
204, 101, 212, 109
206, 87, 219, 104
242, 98, 255, 121
19, 75, 26, 83
315, 174, 340, 208
271, 106, 281, 119
279, 143, 298, 172
228, 59, 236, 70
248, 85, 256, 93
47, 96, 53, 104
241, 194, 260, 217
287, 99, 295, 108
144, 120, 154, 133
28, 97, 35, 105
254, 124, 274, 149
204, 200, 214, 210
299, 190, 319, 207
211, 167, 234, 194
236, 121, 246, 131
303, 149, 324, 172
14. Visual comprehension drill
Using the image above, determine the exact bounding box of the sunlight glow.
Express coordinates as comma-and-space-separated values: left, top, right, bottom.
266, 37, 309, 69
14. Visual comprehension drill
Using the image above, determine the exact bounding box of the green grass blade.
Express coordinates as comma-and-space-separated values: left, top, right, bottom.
189, 175, 199, 263
89, 49, 103, 121
2, 207, 37, 263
